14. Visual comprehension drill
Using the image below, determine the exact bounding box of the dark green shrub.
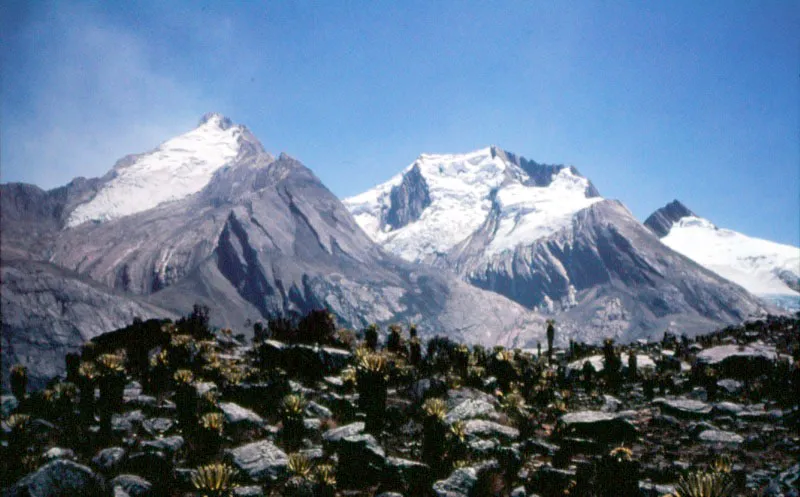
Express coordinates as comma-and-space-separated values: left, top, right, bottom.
281, 394, 308, 442
364, 324, 379, 350
356, 351, 388, 432
10, 364, 27, 401
387, 324, 403, 354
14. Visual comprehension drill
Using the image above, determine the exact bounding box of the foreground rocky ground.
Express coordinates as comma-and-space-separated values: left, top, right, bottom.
2, 310, 798, 497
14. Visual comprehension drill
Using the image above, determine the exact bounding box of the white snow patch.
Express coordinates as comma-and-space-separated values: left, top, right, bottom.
344, 147, 600, 263
486, 168, 602, 256
67, 114, 242, 227
661, 216, 799, 298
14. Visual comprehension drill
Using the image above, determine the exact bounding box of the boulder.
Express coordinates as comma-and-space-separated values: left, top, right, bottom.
433, 461, 498, 497
305, 401, 333, 419
140, 435, 184, 454
462, 420, 519, 441
322, 422, 365, 445
111, 410, 144, 434
225, 439, 289, 482
42, 447, 75, 461
654, 397, 712, 419
110, 475, 151, 497
5, 459, 107, 497
141, 418, 174, 436
444, 399, 497, 424
92, 447, 127, 473
716, 379, 742, 394
432, 467, 479, 497
696, 344, 777, 377
697, 429, 744, 445
557, 411, 637, 443
233, 486, 264, 497
219, 402, 264, 427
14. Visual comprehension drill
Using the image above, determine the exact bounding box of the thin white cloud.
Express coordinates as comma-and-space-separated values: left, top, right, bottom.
1, 3, 220, 188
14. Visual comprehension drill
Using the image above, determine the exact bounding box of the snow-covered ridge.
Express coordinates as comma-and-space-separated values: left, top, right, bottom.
661, 215, 800, 301
66, 114, 244, 227
344, 146, 601, 262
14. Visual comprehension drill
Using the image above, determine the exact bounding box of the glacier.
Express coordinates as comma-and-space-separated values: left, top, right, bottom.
66, 113, 243, 227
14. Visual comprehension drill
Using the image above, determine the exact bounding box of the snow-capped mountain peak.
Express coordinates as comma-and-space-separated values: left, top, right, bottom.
343, 146, 602, 262
66, 113, 254, 227
646, 201, 800, 309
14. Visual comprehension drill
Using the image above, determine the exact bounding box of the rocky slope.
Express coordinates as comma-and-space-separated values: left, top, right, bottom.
345, 148, 769, 345
2, 314, 798, 496
645, 201, 800, 311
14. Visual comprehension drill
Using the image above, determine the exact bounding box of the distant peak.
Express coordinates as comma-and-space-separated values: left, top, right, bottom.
644, 199, 698, 238
198, 112, 234, 130
664, 199, 695, 218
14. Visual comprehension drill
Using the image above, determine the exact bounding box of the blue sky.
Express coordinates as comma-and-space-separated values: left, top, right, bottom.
2, 1, 799, 245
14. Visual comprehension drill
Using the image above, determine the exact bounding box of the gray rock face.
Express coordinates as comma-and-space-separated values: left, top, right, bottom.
322, 422, 365, 444
110, 475, 152, 497
655, 397, 712, 419
385, 164, 432, 230
557, 411, 637, 442
219, 402, 264, 427
643, 200, 696, 238
697, 429, 744, 445
432, 467, 479, 497
2, 117, 548, 385
432, 461, 498, 497
462, 420, 519, 441
5, 459, 107, 497
696, 344, 778, 376
453, 200, 766, 346
225, 439, 289, 482
92, 447, 127, 473
140, 435, 184, 454
1, 260, 173, 389
444, 399, 498, 424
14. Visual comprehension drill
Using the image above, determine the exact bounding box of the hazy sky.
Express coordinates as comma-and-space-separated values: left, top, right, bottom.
2, 1, 798, 245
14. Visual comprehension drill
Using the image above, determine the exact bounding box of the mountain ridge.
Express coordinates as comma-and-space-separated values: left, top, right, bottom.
644, 200, 799, 310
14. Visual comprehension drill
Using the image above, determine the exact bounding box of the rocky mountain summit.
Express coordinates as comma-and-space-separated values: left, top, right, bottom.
345, 148, 770, 345
1, 312, 798, 496
2, 116, 547, 388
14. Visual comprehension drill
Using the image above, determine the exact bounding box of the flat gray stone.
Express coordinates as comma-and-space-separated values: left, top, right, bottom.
6, 459, 106, 497
462, 420, 519, 441
92, 447, 126, 472
110, 474, 151, 497
697, 429, 744, 445
322, 422, 365, 444
444, 399, 497, 424
219, 402, 264, 426
142, 417, 174, 435
225, 439, 289, 482
43, 447, 76, 461
141, 435, 184, 453
655, 397, 712, 419
558, 410, 637, 442
305, 401, 332, 419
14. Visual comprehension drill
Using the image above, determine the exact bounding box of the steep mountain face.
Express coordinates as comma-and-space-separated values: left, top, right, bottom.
1, 260, 174, 388
645, 201, 800, 310
345, 148, 769, 345
643, 200, 696, 238
2, 117, 546, 386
